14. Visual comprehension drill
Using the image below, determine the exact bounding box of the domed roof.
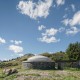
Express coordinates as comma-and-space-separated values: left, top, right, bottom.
26, 55, 52, 62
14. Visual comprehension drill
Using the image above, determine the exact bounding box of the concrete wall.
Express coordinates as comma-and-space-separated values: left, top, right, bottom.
56, 60, 80, 69
22, 62, 55, 70
22, 60, 80, 70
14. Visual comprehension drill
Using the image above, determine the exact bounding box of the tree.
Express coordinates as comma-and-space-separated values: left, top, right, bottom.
51, 51, 68, 61
66, 42, 80, 60
41, 52, 51, 57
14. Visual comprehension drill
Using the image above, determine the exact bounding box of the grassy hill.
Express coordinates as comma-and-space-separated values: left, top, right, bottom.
0, 52, 80, 80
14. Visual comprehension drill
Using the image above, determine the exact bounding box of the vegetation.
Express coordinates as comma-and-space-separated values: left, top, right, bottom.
24, 73, 40, 76
41, 51, 68, 61
0, 42, 80, 80
66, 42, 80, 60
0, 42, 80, 68
0, 69, 80, 80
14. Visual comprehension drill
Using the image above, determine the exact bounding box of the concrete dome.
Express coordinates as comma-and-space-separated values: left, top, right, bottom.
27, 55, 52, 62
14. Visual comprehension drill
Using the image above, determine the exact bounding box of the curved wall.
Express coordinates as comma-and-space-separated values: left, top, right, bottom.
22, 62, 55, 69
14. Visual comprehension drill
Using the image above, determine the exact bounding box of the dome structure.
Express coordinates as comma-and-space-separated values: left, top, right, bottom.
27, 55, 52, 62
22, 55, 55, 69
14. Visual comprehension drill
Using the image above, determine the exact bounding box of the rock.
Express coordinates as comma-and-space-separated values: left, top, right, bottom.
3, 68, 18, 76
12, 68, 18, 73
3, 69, 12, 76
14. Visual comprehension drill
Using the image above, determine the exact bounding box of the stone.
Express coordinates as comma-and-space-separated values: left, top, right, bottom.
12, 68, 18, 73
3, 69, 12, 76
3, 68, 18, 76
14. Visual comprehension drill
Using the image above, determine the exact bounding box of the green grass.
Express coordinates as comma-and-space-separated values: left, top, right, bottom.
64, 67, 80, 71
0, 73, 6, 80
63, 76, 79, 80
25, 73, 40, 76
0, 68, 80, 80
4, 74, 17, 80
0, 68, 5, 80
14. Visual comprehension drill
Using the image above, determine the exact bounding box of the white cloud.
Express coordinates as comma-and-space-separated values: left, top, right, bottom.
62, 11, 80, 26
56, 0, 65, 6
71, 4, 75, 11
69, 11, 80, 26
0, 37, 6, 44
62, 19, 70, 26
17, 0, 53, 20
9, 45, 23, 53
66, 27, 80, 35
65, 4, 75, 12
39, 36, 60, 43
62, 11, 80, 35
59, 27, 65, 32
10, 40, 22, 45
38, 27, 60, 43
38, 25, 46, 31
42, 28, 58, 36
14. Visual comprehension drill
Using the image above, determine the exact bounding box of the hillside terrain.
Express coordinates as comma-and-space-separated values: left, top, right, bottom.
0, 42, 80, 80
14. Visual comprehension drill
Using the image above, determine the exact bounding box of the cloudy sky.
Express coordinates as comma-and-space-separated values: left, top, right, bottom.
0, 0, 80, 60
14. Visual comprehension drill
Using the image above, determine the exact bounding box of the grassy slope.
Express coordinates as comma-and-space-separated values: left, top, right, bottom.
0, 68, 80, 80
0, 54, 80, 80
